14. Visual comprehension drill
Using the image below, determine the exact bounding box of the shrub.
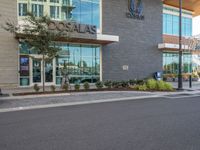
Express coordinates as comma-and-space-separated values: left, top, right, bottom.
74, 83, 80, 91
95, 81, 104, 89
136, 80, 145, 85
62, 83, 69, 91
146, 79, 157, 90
33, 84, 40, 92
50, 85, 56, 92
121, 80, 129, 88
83, 82, 90, 90
104, 80, 112, 89
156, 80, 166, 91
192, 73, 199, 79
138, 84, 148, 91
164, 82, 174, 91
112, 81, 121, 88
129, 79, 137, 86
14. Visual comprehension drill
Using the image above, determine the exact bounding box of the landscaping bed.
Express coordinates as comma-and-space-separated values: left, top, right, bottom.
12, 79, 175, 96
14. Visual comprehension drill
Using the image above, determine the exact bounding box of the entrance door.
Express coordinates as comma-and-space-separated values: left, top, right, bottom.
32, 58, 54, 86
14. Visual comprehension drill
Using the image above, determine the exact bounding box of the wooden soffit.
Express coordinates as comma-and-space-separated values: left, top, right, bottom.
163, 0, 200, 16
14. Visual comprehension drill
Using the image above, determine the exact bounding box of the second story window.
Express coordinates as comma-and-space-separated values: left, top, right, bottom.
18, 3, 27, 16
50, 6, 60, 19
163, 13, 192, 37
32, 4, 44, 17
50, 0, 59, 3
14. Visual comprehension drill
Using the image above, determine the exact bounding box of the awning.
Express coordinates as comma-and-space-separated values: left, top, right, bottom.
16, 33, 119, 45
158, 43, 200, 54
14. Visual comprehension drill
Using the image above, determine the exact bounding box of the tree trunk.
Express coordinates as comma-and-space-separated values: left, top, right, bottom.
42, 54, 45, 92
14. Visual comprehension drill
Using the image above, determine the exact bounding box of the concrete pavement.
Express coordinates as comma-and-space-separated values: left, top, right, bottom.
1, 96, 200, 150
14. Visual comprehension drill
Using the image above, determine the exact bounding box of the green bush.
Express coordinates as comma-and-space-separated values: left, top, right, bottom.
121, 80, 129, 88
50, 85, 56, 92
164, 82, 173, 91
129, 79, 137, 86
33, 84, 40, 92
95, 81, 104, 89
156, 80, 166, 91
112, 81, 121, 88
62, 83, 69, 91
83, 82, 90, 90
146, 79, 157, 90
74, 83, 80, 91
104, 80, 112, 89
138, 84, 148, 91
136, 80, 145, 85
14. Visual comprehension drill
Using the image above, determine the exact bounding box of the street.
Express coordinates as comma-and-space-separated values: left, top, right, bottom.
1, 95, 200, 150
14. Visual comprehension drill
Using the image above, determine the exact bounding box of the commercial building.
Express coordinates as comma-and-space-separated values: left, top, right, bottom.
0, 0, 199, 87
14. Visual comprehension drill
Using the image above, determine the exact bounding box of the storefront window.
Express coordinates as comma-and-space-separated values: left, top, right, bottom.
56, 43, 100, 84
163, 52, 192, 74
19, 42, 100, 85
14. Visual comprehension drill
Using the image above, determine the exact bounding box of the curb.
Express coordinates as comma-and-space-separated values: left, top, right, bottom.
0, 95, 161, 113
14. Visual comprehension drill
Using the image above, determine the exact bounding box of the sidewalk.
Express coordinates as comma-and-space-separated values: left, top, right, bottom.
0, 91, 168, 113
1, 89, 200, 113
170, 81, 200, 90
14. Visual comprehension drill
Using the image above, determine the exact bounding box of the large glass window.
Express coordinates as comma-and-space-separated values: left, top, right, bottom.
18, 3, 27, 16
56, 43, 100, 84
32, 4, 44, 17
163, 52, 192, 74
50, 6, 60, 19
18, 0, 100, 29
71, 0, 100, 28
163, 13, 192, 37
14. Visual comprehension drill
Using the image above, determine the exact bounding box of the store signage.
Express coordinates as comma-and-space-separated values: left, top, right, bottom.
126, 0, 144, 20
48, 21, 97, 34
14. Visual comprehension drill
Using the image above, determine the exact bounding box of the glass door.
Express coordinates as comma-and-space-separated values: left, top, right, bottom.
32, 58, 54, 85
32, 59, 42, 83
45, 61, 53, 83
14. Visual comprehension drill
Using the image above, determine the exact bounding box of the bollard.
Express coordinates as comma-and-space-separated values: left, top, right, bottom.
189, 75, 192, 88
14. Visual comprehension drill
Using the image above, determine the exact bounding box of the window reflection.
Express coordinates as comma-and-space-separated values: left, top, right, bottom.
163, 52, 192, 74
56, 43, 100, 84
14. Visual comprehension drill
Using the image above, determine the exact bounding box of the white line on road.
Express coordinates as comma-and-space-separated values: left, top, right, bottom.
0, 95, 160, 113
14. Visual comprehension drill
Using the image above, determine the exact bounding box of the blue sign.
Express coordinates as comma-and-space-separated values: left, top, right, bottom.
126, 0, 144, 20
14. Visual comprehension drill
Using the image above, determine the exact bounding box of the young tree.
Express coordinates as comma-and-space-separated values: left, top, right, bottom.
3, 13, 67, 92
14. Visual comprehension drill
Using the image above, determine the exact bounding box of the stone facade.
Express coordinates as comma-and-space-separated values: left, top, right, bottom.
0, 0, 18, 87
102, 0, 163, 81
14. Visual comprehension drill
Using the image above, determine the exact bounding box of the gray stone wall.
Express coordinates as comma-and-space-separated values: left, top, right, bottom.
102, 0, 163, 81
0, 0, 18, 87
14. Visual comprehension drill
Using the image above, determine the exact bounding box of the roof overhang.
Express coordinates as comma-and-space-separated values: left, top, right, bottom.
158, 43, 200, 54
15, 33, 119, 45
163, 0, 200, 16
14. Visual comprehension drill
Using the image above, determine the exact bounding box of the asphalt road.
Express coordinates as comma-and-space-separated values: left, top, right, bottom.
1, 96, 200, 150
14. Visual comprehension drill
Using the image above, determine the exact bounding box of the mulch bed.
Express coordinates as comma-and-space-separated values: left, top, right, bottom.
12, 88, 135, 96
